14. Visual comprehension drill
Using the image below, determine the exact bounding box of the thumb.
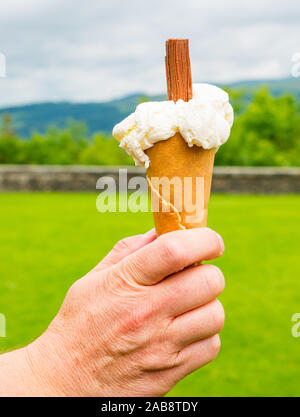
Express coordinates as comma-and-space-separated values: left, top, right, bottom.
94, 229, 156, 272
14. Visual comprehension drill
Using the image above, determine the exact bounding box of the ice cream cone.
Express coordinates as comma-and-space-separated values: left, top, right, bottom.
146, 133, 216, 236
112, 39, 232, 237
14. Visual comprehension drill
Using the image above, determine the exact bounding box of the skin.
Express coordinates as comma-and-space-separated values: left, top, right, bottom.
0, 227, 225, 397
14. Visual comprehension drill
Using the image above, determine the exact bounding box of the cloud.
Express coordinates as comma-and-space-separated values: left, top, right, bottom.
0, 0, 299, 106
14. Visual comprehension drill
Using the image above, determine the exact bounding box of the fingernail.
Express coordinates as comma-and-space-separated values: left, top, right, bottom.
144, 228, 156, 237
216, 233, 225, 254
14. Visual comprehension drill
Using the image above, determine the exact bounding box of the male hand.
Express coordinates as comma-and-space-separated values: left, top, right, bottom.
26, 227, 225, 396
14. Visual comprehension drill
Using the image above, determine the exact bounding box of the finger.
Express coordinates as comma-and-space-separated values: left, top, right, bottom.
176, 334, 221, 378
158, 264, 225, 317
94, 229, 156, 271
170, 300, 225, 348
115, 228, 224, 285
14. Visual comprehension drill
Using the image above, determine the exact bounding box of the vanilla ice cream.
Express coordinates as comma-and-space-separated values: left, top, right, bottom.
113, 83, 234, 168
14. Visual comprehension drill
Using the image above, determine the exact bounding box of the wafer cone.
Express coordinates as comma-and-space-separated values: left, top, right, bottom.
146, 133, 216, 236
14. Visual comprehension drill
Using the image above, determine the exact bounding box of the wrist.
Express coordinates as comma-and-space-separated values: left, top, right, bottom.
22, 339, 61, 396
25, 318, 99, 397
24, 329, 78, 396
0, 345, 54, 397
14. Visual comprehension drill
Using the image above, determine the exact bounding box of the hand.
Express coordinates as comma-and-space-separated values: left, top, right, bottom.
25, 227, 225, 397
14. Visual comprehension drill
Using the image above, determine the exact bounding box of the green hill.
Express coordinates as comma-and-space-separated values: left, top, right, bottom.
0, 77, 299, 138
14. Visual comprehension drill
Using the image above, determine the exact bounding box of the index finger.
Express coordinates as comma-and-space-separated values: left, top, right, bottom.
115, 227, 224, 285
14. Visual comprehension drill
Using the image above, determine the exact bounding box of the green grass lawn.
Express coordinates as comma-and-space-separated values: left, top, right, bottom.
0, 193, 299, 396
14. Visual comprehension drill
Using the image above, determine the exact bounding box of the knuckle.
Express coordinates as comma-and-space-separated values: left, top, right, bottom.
159, 236, 184, 269
113, 237, 131, 253
121, 254, 147, 286
126, 308, 151, 331
202, 264, 225, 296
210, 300, 225, 332
141, 348, 179, 373
118, 297, 154, 334
137, 325, 182, 373
59, 277, 86, 318
107, 307, 153, 357
67, 277, 85, 298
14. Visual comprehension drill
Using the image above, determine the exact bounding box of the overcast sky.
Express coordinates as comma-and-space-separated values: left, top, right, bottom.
0, 0, 299, 107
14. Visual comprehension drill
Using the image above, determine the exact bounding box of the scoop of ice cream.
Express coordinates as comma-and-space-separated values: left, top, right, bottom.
112, 83, 234, 168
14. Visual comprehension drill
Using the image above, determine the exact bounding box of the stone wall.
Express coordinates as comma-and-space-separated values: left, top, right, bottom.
0, 165, 299, 194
